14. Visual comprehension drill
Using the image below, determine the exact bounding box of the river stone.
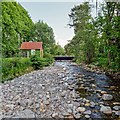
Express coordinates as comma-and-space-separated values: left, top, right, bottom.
67, 101, 71, 104
52, 113, 58, 118
113, 102, 120, 105
15, 109, 35, 118
61, 91, 66, 97
28, 100, 33, 106
20, 99, 28, 107
91, 84, 96, 88
100, 106, 112, 115
90, 102, 96, 108
6, 104, 15, 110
64, 82, 68, 86
68, 104, 73, 108
44, 100, 50, 105
76, 107, 86, 112
101, 91, 107, 94
85, 103, 90, 106
85, 115, 90, 118
67, 108, 72, 113
115, 111, 120, 116
113, 106, 120, 111
62, 112, 70, 116
102, 94, 113, 101
74, 113, 81, 118
84, 110, 92, 115
46, 95, 50, 99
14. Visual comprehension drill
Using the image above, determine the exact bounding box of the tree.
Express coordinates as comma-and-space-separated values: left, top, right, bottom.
29, 20, 56, 55
66, 1, 120, 71
2, 2, 34, 57
67, 2, 95, 63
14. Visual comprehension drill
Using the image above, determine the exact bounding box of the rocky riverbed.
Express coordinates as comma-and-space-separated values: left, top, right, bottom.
1, 61, 120, 119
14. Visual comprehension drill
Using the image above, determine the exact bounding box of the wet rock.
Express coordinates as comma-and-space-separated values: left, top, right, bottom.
115, 111, 120, 116
76, 107, 86, 112
113, 106, 120, 111
100, 106, 112, 115
113, 102, 120, 105
85, 103, 90, 107
100, 91, 107, 94
2, 61, 118, 119
97, 93, 101, 98
91, 84, 96, 88
110, 86, 116, 90
84, 110, 92, 115
85, 115, 90, 118
90, 102, 96, 108
102, 94, 113, 101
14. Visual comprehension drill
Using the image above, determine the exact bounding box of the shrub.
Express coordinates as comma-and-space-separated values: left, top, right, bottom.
30, 55, 54, 70
30, 55, 45, 70
43, 53, 54, 64
2, 57, 32, 82
2, 55, 54, 82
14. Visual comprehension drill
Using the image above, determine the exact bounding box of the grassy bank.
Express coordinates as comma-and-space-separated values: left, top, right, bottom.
2, 56, 54, 83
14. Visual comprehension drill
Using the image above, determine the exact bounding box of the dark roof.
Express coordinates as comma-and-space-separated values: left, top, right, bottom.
20, 42, 43, 50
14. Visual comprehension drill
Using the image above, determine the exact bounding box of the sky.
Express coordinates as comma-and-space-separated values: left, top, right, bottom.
17, 1, 99, 47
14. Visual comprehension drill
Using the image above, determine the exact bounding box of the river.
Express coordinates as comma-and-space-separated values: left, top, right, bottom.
1, 61, 120, 119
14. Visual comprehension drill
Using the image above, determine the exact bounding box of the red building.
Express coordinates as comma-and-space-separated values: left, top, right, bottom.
20, 42, 43, 57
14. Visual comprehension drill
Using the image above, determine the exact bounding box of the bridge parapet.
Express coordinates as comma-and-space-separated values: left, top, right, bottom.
54, 56, 75, 61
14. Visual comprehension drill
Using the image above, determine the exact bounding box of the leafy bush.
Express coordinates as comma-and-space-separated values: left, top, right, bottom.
30, 55, 54, 70
94, 57, 108, 67
2, 57, 32, 82
2, 55, 54, 82
44, 53, 54, 63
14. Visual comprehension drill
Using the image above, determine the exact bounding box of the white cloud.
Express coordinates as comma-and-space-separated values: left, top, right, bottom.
55, 34, 73, 47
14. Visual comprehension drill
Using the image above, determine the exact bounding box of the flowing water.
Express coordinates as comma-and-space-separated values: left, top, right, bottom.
55, 61, 120, 119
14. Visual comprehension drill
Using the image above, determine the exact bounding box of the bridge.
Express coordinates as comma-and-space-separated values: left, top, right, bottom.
54, 56, 75, 61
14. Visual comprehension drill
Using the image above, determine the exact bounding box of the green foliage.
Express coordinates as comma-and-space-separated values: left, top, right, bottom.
66, 2, 95, 64
1, 2, 65, 82
2, 58, 32, 82
43, 53, 54, 64
2, 2, 34, 57
65, 2, 120, 72
51, 43, 65, 56
30, 55, 54, 70
29, 20, 55, 54
2, 2, 64, 58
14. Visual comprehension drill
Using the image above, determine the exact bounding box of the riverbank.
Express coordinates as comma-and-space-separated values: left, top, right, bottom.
78, 63, 120, 81
1, 61, 120, 119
